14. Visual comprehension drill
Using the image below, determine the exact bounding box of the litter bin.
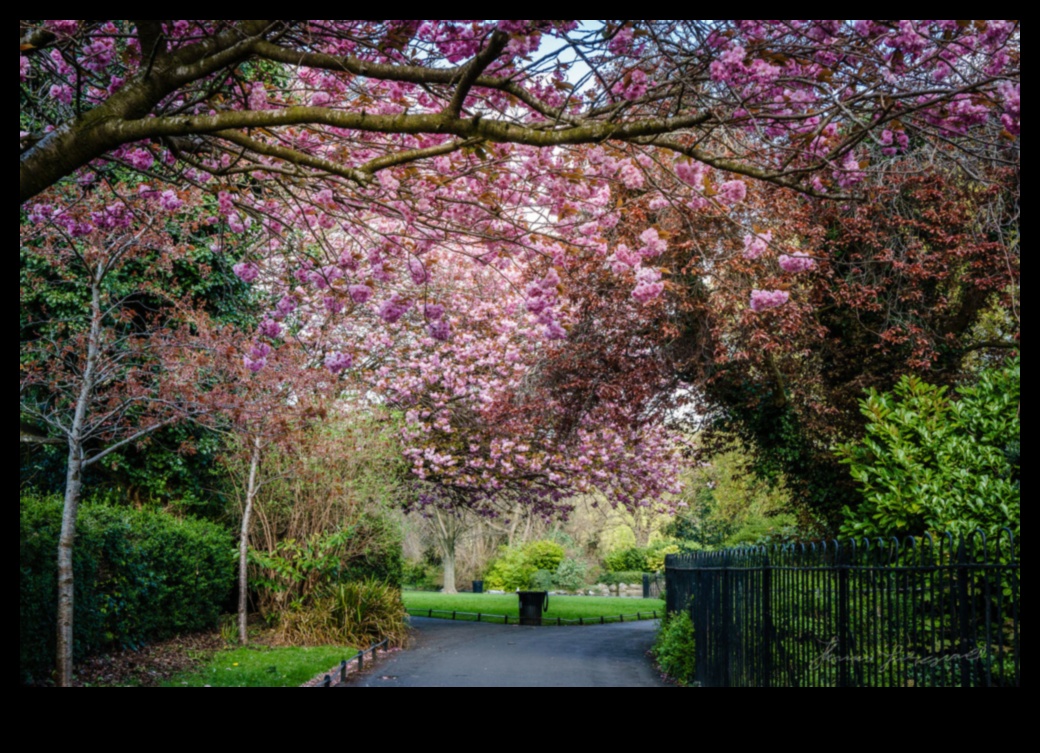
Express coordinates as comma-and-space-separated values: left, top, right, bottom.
472, 580, 484, 594
517, 590, 549, 626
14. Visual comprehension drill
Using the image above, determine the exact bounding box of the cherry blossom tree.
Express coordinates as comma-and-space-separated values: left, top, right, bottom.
20, 21, 1019, 327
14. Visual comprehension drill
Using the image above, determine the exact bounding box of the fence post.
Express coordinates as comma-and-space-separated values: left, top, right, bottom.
956, 540, 974, 687
838, 553, 850, 688
643, 573, 650, 599
762, 554, 772, 688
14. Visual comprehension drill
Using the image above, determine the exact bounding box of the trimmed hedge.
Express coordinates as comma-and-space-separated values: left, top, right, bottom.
20, 493, 234, 684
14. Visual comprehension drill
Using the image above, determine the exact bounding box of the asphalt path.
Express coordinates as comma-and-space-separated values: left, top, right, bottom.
344, 616, 667, 687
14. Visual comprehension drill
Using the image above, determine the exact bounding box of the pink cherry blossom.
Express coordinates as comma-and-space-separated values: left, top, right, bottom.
348, 285, 372, 304
324, 352, 353, 373
778, 253, 815, 273
749, 289, 790, 311
743, 231, 773, 259
717, 180, 747, 205
233, 262, 259, 283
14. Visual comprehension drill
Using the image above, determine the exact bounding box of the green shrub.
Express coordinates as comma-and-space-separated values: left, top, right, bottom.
20, 492, 234, 685
402, 559, 439, 590
483, 544, 536, 591
552, 558, 588, 592
603, 546, 648, 573
335, 512, 403, 587
653, 611, 696, 686
484, 539, 565, 591
524, 540, 565, 571
250, 512, 403, 620
645, 544, 680, 573
837, 358, 1020, 539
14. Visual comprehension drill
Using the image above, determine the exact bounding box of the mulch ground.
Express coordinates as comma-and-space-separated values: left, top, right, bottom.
69, 630, 229, 687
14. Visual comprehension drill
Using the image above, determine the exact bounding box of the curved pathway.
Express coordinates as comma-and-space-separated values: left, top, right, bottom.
344, 616, 667, 687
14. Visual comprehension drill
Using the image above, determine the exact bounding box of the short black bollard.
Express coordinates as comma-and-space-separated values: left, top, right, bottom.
322, 674, 331, 687
340, 659, 348, 682
357, 650, 364, 673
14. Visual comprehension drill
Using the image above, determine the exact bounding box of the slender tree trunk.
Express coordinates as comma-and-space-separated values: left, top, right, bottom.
55, 273, 103, 687
238, 437, 261, 644
56, 450, 84, 687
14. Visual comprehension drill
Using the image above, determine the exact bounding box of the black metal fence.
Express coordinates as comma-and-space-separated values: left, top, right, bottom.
665, 530, 1020, 687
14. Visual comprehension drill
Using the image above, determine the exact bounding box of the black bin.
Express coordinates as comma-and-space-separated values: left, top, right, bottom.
518, 590, 549, 626
472, 580, 484, 594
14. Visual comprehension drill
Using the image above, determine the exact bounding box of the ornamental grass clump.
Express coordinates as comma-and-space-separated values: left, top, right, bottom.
276, 579, 407, 648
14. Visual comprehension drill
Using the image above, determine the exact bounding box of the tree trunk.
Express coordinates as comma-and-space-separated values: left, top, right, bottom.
441, 546, 457, 595
433, 507, 461, 594
238, 437, 261, 644
633, 521, 651, 549
55, 272, 103, 687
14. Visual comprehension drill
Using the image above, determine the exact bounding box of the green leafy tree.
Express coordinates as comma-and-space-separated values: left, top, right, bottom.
837, 357, 1020, 539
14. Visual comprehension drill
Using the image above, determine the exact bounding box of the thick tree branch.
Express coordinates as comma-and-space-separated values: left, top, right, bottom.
446, 31, 509, 117
119, 107, 714, 149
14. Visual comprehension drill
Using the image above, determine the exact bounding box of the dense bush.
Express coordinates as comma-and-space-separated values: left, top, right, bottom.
603, 546, 648, 573
837, 357, 1020, 539
483, 544, 537, 590
653, 611, 696, 686
603, 541, 680, 573
483, 540, 570, 591
402, 559, 440, 591
335, 512, 404, 587
552, 558, 589, 592
20, 492, 234, 684
524, 540, 565, 571
250, 513, 403, 620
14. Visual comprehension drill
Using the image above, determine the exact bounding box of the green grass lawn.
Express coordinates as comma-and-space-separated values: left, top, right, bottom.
162, 644, 357, 687
402, 591, 664, 624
